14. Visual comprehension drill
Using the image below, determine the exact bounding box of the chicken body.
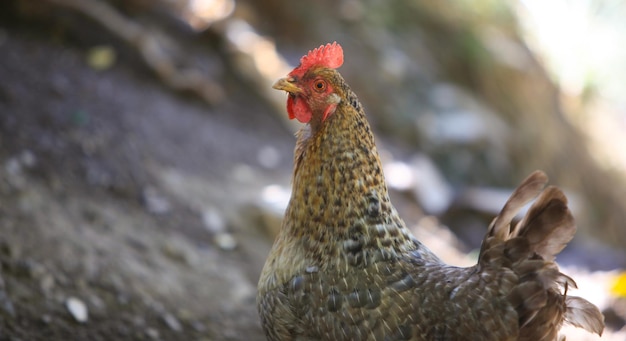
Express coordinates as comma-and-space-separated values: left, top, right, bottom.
257, 43, 604, 341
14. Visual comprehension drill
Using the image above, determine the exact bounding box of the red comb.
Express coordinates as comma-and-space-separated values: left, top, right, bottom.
289, 42, 344, 78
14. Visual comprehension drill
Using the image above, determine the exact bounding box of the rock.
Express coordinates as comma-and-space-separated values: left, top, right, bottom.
18, 150, 37, 168
66, 297, 88, 323
214, 232, 237, 251
392, 155, 453, 215
191, 320, 207, 332
2, 150, 37, 190
145, 327, 160, 340
162, 312, 182, 332
418, 84, 509, 147
254, 184, 290, 237
202, 207, 226, 233
161, 242, 190, 265
142, 187, 171, 215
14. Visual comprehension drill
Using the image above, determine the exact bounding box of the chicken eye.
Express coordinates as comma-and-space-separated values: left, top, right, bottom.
314, 80, 326, 92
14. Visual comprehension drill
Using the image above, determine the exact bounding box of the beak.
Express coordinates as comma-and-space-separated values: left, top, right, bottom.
272, 77, 302, 94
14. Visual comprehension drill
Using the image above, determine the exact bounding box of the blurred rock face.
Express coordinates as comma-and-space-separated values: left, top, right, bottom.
237, 0, 626, 250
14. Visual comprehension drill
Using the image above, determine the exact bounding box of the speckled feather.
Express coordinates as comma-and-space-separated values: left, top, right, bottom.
258, 45, 604, 341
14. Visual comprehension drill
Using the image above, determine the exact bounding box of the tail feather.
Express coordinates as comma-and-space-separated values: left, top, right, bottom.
564, 295, 605, 335
515, 186, 575, 261
489, 170, 548, 242
479, 171, 548, 264
478, 171, 604, 338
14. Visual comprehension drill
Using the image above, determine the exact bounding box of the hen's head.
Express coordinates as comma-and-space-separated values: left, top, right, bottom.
273, 42, 344, 124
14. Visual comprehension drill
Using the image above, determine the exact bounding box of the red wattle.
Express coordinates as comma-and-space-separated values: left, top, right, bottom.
287, 96, 296, 120
287, 96, 312, 123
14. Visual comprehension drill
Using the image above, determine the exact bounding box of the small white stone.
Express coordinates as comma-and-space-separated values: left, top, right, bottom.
19, 150, 37, 168
142, 187, 171, 215
214, 232, 237, 251
66, 297, 88, 323
202, 208, 225, 233
163, 313, 182, 332
146, 327, 160, 339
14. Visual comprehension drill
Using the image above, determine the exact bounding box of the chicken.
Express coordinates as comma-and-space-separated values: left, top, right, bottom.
257, 42, 604, 341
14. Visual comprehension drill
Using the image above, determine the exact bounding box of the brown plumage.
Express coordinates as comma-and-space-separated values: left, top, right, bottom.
257, 42, 604, 341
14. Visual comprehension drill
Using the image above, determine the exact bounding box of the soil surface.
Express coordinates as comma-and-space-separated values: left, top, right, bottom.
0, 27, 288, 340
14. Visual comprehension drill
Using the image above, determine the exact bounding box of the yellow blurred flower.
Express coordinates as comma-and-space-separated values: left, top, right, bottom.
611, 272, 626, 297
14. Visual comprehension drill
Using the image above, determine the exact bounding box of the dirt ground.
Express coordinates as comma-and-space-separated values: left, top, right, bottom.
0, 12, 625, 341
0, 26, 291, 340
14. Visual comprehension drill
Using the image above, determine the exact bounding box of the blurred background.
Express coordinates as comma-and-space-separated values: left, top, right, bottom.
0, 0, 625, 339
